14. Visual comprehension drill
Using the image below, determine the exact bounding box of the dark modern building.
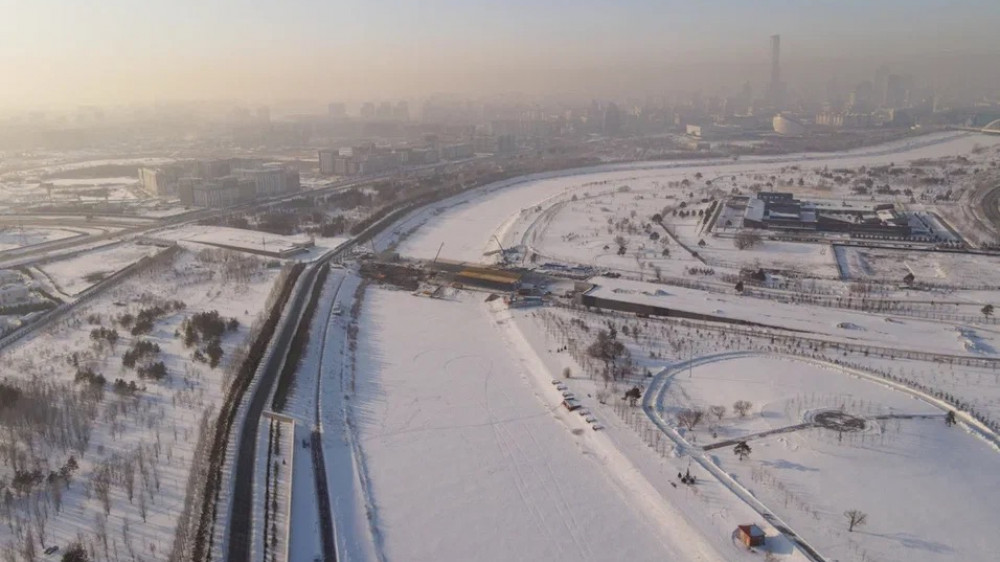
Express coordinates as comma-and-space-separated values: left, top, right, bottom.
741, 192, 911, 237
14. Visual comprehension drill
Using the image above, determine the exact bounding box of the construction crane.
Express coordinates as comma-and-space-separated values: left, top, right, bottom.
492, 235, 506, 265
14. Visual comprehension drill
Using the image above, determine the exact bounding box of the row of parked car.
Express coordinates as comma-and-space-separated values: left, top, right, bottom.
552, 379, 604, 431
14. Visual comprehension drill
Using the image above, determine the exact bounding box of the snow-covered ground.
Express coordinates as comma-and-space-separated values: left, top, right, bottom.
0, 177, 143, 205
156, 224, 348, 261
583, 275, 1000, 357
354, 130, 1000, 562
393, 132, 1000, 266
665, 356, 1000, 562
350, 287, 731, 561
38, 242, 162, 296
834, 245, 1000, 288
281, 269, 377, 562
0, 226, 81, 252
0, 248, 284, 558
509, 304, 1000, 562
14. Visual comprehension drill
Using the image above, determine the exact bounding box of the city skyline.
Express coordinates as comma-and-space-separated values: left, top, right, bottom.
2, 0, 1000, 110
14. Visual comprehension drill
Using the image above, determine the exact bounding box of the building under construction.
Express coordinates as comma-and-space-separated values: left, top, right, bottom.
453, 266, 522, 291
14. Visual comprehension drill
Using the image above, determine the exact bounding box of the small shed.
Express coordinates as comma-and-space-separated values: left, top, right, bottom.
736, 524, 766, 548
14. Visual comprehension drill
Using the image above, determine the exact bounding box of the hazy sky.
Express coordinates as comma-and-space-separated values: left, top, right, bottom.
2, 0, 999, 109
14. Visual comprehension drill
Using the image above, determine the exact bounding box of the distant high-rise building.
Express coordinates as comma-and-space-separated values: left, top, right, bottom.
884, 74, 907, 108
138, 167, 180, 196
768, 34, 782, 109
328, 103, 347, 119
875, 64, 890, 107
318, 149, 337, 175
233, 166, 296, 197
393, 101, 410, 121
256, 106, 270, 124
179, 176, 256, 208
851, 81, 875, 113
360, 102, 376, 119
376, 102, 393, 119
602, 102, 622, 136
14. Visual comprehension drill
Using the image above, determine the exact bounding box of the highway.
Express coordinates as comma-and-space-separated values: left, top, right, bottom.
223, 256, 342, 562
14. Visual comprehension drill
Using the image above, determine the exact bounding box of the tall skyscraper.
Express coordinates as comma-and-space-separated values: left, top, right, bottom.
768, 34, 782, 108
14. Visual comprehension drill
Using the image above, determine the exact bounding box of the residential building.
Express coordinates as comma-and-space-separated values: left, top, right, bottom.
439, 143, 474, 160
318, 149, 337, 175
179, 176, 256, 208
233, 167, 281, 197
138, 166, 182, 196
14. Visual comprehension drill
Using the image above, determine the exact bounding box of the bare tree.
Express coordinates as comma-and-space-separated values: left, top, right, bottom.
2, 541, 16, 562
734, 231, 763, 250
709, 405, 726, 421
61, 542, 90, 562
624, 386, 642, 407
122, 517, 136, 562
587, 329, 630, 381
92, 468, 111, 516
734, 440, 752, 460
32, 500, 46, 550
94, 512, 109, 560
48, 475, 63, 513
945, 410, 957, 426
677, 408, 705, 430
22, 528, 36, 562
733, 400, 753, 417
845, 509, 868, 532
122, 459, 136, 503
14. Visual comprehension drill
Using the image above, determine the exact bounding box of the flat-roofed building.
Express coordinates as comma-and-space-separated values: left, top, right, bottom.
179, 176, 256, 208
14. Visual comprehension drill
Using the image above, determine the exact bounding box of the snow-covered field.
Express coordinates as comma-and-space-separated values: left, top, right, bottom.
38, 242, 162, 296
507, 304, 1000, 562
0, 248, 284, 558
351, 288, 729, 561
394, 132, 1000, 268
584, 275, 1000, 357
0, 177, 142, 205
663, 356, 1000, 562
156, 224, 348, 260
834, 245, 1000, 288
0, 226, 81, 252
352, 131, 1000, 562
